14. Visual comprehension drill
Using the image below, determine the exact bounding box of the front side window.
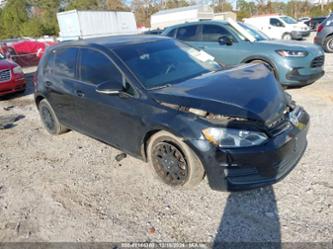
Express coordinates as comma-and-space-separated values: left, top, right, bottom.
114, 39, 222, 89
270, 18, 284, 27
79, 48, 122, 85
238, 23, 269, 41
202, 25, 234, 42
166, 29, 176, 38
176, 25, 199, 41
280, 16, 297, 24
54, 47, 78, 78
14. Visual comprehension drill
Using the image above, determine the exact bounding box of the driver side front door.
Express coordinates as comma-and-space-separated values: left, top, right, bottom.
74, 48, 146, 155
196, 24, 244, 66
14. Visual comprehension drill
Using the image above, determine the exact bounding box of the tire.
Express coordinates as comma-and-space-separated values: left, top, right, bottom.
249, 59, 277, 79
323, 35, 333, 53
147, 131, 205, 188
38, 99, 68, 135
282, 33, 292, 40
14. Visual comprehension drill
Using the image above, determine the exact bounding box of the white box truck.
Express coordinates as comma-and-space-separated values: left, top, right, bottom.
150, 5, 214, 30
57, 10, 138, 41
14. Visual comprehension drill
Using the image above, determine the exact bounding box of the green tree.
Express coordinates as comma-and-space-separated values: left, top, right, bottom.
214, 0, 233, 12
66, 0, 99, 10
105, 0, 129, 11
0, 0, 29, 38
21, 17, 44, 37
236, 0, 256, 20
28, 0, 61, 35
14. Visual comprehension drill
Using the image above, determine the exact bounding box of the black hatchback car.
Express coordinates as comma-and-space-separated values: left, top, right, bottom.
35, 35, 309, 191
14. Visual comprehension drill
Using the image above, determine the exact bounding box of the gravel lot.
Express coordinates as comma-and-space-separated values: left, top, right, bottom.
0, 39, 332, 244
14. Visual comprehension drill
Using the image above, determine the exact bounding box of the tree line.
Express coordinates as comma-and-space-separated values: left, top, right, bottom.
0, 0, 332, 39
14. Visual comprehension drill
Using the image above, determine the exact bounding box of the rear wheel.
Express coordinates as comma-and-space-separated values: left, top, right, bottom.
38, 99, 68, 135
323, 35, 333, 53
147, 131, 205, 188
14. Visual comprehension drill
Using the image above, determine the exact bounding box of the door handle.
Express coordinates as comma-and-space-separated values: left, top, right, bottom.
75, 90, 85, 97
199, 46, 207, 49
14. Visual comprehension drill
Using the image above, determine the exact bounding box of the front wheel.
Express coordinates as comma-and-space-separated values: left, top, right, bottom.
147, 131, 205, 188
249, 60, 277, 79
323, 35, 333, 53
282, 33, 292, 40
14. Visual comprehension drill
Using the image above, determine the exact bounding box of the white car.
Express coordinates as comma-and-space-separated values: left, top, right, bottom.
244, 15, 310, 40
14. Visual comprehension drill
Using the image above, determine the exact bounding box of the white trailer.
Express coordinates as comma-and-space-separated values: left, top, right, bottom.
57, 10, 138, 41
150, 5, 214, 30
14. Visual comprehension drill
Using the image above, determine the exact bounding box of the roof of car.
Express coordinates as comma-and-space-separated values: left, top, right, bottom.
164, 20, 228, 30
55, 35, 171, 50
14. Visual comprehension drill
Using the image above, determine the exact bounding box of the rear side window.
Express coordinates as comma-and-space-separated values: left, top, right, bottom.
176, 25, 199, 41
202, 25, 233, 42
270, 18, 284, 27
79, 48, 122, 85
43, 50, 55, 75
54, 47, 78, 78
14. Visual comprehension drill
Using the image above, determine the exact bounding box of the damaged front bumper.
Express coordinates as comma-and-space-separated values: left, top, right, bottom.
186, 108, 310, 191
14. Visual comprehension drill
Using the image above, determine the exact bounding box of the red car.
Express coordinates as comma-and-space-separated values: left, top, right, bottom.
0, 54, 25, 96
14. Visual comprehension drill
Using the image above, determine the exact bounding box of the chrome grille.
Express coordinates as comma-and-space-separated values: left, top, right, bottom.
0, 69, 11, 82
311, 55, 324, 68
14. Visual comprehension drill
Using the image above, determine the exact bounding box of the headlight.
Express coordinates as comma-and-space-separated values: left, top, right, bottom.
13, 66, 23, 74
202, 127, 268, 148
276, 50, 308, 57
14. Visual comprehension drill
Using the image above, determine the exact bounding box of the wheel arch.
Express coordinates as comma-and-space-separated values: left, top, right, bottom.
140, 127, 190, 162
242, 56, 279, 80
34, 94, 45, 109
282, 32, 291, 39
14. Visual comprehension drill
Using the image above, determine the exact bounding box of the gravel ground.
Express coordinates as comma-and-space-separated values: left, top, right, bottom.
0, 41, 332, 244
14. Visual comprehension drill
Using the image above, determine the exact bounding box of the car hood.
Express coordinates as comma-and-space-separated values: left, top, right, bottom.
151, 64, 288, 125
0, 59, 16, 70
257, 40, 324, 54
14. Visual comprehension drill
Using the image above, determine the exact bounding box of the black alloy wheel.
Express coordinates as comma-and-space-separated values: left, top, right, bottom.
151, 141, 189, 186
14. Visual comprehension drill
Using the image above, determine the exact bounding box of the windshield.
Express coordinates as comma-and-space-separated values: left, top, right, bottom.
280, 16, 297, 24
114, 39, 222, 89
238, 22, 270, 41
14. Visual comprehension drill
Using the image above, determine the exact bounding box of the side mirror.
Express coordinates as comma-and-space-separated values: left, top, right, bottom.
96, 81, 123, 95
218, 36, 233, 46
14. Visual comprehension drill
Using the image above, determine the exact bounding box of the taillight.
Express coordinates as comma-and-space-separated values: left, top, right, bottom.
317, 24, 324, 33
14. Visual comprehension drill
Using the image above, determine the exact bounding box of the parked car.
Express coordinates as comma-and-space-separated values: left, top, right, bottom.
314, 14, 333, 52
298, 17, 311, 24
144, 29, 164, 35
306, 16, 327, 31
244, 15, 310, 40
0, 53, 25, 96
6, 40, 56, 67
162, 20, 325, 87
35, 35, 309, 191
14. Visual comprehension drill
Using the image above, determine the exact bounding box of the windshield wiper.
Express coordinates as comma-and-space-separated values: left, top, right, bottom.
148, 83, 172, 90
